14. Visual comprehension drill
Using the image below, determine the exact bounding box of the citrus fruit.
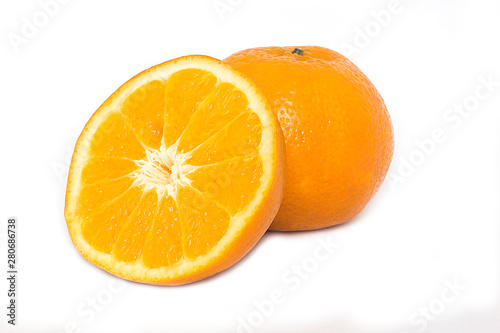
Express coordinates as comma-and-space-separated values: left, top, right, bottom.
225, 46, 394, 231
65, 55, 285, 285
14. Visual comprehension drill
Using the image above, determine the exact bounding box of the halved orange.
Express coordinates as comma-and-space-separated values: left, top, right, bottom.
65, 56, 285, 285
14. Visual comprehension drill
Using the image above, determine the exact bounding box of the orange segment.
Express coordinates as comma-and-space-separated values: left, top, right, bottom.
80, 157, 138, 185
176, 185, 230, 259
89, 112, 145, 160
186, 111, 262, 166
121, 80, 165, 149
81, 186, 143, 253
163, 69, 217, 147
176, 82, 249, 154
187, 154, 263, 215
142, 195, 182, 268
65, 55, 285, 285
113, 190, 159, 262
76, 176, 134, 214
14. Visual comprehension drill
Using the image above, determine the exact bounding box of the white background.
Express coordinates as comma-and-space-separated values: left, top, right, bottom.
1, 0, 499, 332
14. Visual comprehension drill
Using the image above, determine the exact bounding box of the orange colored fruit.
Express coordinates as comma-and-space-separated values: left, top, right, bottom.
65, 55, 285, 285
225, 46, 394, 231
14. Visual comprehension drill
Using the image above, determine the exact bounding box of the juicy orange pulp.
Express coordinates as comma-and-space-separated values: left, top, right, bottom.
65, 57, 284, 284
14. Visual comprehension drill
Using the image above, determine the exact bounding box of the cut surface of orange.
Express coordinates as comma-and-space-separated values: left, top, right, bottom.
65, 56, 285, 285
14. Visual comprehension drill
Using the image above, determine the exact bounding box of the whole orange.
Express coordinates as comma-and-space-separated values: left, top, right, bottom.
225, 46, 394, 231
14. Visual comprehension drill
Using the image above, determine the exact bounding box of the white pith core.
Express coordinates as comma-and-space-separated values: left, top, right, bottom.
132, 143, 194, 199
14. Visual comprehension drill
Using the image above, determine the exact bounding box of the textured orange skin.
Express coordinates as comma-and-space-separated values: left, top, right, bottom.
225, 46, 394, 231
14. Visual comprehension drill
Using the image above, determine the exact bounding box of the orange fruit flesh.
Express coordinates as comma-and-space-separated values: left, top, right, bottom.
65, 57, 284, 284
